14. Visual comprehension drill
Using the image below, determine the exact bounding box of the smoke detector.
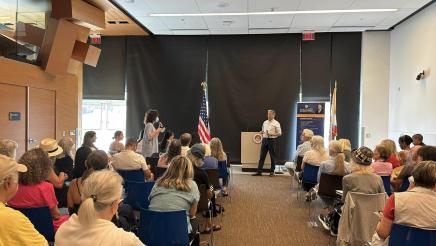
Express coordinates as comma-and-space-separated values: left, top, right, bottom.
217, 2, 230, 8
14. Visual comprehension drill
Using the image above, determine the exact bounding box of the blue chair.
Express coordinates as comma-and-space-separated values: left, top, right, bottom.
117, 169, 145, 182
388, 223, 436, 246
15, 206, 55, 242
381, 176, 392, 196
399, 178, 410, 192
302, 164, 320, 191
124, 181, 155, 210
139, 209, 189, 246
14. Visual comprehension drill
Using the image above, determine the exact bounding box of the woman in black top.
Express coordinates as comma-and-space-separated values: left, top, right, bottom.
72, 131, 97, 179
54, 137, 75, 207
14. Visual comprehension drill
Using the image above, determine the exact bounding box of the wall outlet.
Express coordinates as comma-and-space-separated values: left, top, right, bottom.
366, 133, 371, 138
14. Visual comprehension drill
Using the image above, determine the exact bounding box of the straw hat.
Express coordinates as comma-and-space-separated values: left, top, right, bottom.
0, 154, 27, 180
38, 138, 63, 157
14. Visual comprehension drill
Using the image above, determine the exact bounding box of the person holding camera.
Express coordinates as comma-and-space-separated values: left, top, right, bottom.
141, 109, 165, 163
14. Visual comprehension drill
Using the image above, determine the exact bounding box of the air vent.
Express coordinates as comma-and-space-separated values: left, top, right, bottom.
108, 21, 116, 24
118, 21, 129, 24
107, 20, 129, 24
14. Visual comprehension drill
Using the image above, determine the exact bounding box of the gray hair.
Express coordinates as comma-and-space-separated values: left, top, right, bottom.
0, 139, 18, 160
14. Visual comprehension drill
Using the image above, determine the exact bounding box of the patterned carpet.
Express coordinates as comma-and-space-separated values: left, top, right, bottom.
200, 170, 330, 246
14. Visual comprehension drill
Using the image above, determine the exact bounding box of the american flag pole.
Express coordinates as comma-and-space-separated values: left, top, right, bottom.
198, 44, 211, 144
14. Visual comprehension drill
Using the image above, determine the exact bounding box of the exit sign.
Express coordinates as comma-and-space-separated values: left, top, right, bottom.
303, 32, 315, 41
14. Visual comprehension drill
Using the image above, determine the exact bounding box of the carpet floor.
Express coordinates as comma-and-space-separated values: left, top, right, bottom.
200, 170, 330, 246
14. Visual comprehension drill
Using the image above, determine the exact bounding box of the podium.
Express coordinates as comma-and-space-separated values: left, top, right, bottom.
241, 132, 270, 172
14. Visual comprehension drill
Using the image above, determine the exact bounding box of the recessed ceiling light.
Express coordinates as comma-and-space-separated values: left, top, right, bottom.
150, 9, 397, 17
0, 16, 11, 20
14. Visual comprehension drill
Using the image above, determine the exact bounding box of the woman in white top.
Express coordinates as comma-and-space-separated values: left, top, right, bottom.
317, 140, 350, 182
55, 170, 143, 246
302, 135, 329, 170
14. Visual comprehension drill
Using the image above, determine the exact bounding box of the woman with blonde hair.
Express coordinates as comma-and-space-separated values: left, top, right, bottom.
317, 140, 350, 182
149, 156, 200, 241
381, 139, 400, 168
56, 170, 143, 245
0, 139, 18, 160
338, 138, 352, 162
210, 138, 229, 195
302, 135, 329, 170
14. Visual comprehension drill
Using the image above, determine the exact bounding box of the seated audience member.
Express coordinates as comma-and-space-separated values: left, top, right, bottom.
56, 171, 143, 246
317, 140, 350, 182
285, 129, 313, 172
412, 133, 425, 146
342, 147, 385, 202
392, 145, 436, 190
190, 132, 202, 147
73, 131, 97, 179
202, 143, 218, 169
149, 156, 200, 243
0, 139, 18, 159
159, 130, 174, 154
381, 139, 400, 168
111, 138, 153, 180
301, 135, 329, 170
157, 139, 181, 168
109, 131, 125, 154
39, 138, 68, 189
370, 144, 393, 176
54, 137, 75, 207
374, 161, 436, 242
68, 150, 109, 215
0, 155, 48, 246
210, 137, 229, 195
398, 135, 413, 166
187, 144, 222, 233
8, 148, 69, 231
180, 133, 192, 156
339, 139, 352, 162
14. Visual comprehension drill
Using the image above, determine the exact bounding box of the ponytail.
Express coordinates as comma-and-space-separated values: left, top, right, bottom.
332, 153, 346, 176
78, 197, 97, 226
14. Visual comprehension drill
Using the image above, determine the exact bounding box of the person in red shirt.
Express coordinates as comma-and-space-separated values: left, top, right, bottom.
381, 139, 400, 168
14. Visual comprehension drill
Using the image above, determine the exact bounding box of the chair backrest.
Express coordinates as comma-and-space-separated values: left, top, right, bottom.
197, 184, 209, 213
124, 181, 155, 210
318, 173, 343, 197
388, 223, 436, 246
399, 178, 410, 192
139, 209, 189, 246
217, 160, 228, 178
295, 156, 304, 172
381, 176, 392, 196
15, 206, 55, 242
154, 167, 167, 180
205, 168, 220, 190
117, 169, 145, 182
302, 164, 320, 184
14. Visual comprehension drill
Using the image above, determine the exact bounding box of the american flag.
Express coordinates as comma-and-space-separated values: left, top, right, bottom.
330, 81, 338, 140
198, 86, 211, 144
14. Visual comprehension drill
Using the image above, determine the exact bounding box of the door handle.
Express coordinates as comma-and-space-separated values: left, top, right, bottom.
28, 139, 37, 143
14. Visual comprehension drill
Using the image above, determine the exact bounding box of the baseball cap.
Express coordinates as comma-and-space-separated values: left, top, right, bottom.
0, 154, 27, 180
190, 144, 205, 159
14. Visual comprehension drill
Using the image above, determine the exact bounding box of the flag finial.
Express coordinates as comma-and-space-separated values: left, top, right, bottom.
201, 81, 207, 90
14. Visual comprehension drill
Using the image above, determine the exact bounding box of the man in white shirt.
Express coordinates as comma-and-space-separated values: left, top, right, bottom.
284, 128, 314, 174
180, 133, 192, 156
111, 138, 153, 180
253, 109, 282, 177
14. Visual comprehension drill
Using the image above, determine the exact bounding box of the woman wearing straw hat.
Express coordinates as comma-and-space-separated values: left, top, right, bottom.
39, 138, 68, 189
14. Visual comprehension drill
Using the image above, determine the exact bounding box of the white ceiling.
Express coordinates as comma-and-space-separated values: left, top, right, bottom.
114, 0, 433, 35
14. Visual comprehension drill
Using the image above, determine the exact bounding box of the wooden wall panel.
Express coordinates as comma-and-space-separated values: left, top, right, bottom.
0, 83, 27, 158
28, 88, 56, 149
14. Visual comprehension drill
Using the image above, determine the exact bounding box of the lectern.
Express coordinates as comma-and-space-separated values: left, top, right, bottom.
241, 132, 271, 172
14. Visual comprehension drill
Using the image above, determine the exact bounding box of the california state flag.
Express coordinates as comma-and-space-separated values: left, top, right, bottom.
330, 82, 338, 140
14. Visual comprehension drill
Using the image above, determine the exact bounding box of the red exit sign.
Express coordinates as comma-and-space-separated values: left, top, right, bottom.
303, 32, 315, 41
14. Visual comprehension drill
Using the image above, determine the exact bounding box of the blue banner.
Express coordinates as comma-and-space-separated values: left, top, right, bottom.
296, 102, 326, 147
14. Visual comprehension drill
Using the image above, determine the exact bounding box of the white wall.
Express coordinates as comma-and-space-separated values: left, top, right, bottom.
360, 31, 391, 149
389, 3, 436, 145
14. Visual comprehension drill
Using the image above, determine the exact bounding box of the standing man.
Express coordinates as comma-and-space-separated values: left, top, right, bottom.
253, 110, 282, 177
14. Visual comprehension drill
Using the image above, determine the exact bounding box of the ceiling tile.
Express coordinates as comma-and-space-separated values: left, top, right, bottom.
137, 16, 168, 30
330, 26, 368, 32
378, 9, 415, 27
402, 0, 433, 9
249, 28, 289, 34
335, 12, 391, 27
159, 16, 208, 29
196, 0, 247, 13
153, 30, 174, 35
115, 0, 153, 16
291, 14, 341, 28
145, 0, 200, 14
249, 15, 293, 28
210, 29, 249, 34
350, 0, 412, 9
171, 29, 210, 35
203, 15, 248, 28
298, 0, 354, 10
248, 0, 300, 12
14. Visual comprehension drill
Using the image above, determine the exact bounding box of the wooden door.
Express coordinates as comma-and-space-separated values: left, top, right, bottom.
0, 83, 27, 158
28, 87, 56, 149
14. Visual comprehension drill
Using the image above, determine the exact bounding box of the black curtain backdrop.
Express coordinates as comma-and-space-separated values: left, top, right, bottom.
83, 36, 126, 100
106, 33, 363, 163
207, 35, 300, 164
